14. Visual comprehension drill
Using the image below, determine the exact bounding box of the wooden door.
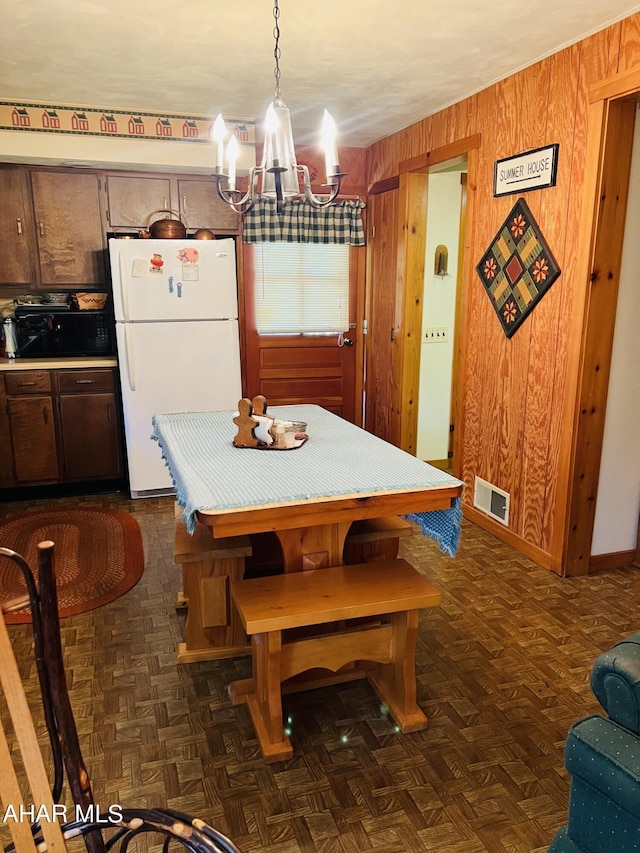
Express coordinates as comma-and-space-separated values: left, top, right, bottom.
364, 187, 400, 444
30, 171, 106, 286
177, 179, 239, 232
105, 175, 172, 229
6, 396, 58, 483
244, 245, 362, 423
0, 167, 37, 286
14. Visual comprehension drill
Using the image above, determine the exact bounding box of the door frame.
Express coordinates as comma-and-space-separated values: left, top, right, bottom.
557, 72, 640, 576
395, 134, 481, 478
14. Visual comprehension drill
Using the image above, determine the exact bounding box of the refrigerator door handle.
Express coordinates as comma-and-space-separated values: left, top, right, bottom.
119, 250, 130, 322
123, 323, 136, 391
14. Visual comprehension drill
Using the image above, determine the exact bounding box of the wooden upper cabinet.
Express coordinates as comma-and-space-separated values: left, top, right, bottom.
0, 167, 37, 286
106, 175, 172, 229
30, 170, 106, 287
177, 178, 239, 232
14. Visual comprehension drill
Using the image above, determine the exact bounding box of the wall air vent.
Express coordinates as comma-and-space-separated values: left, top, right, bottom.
473, 476, 510, 526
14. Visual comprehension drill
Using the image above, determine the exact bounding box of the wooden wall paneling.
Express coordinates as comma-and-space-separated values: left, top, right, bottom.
563, 98, 636, 576
476, 78, 515, 495
522, 45, 582, 556
617, 16, 640, 74
459, 86, 498, 505
397, 172, 429, 454
495, 64, 549, 539
428, 107, 449, 153
445, 95, 479, 145
582, 26, 624, 91
364, 189, 400, 443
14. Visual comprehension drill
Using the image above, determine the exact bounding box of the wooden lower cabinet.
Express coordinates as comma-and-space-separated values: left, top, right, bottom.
58, 390, 121, 480
2, 366, 122, 487
6, 394, 59, 483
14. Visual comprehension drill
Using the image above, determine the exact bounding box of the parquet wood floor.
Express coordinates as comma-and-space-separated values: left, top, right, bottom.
1, 491, 639, 852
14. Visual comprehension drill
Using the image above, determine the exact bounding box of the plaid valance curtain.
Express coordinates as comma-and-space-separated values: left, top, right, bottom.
243, 198, 366, 246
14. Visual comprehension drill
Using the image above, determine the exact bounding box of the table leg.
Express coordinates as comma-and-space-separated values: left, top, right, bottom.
177, 552, 251, 663
274, 521, 351, 572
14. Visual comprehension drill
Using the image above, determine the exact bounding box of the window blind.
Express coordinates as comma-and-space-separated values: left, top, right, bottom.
254, 242, 350, 334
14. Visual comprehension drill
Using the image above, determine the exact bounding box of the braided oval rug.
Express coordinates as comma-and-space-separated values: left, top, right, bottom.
0, 507, 144, 623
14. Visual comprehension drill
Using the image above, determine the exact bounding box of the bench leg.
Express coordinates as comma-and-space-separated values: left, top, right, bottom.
177, 555, 251, 663
367, 609, 428, 733
244, 631, 293, 763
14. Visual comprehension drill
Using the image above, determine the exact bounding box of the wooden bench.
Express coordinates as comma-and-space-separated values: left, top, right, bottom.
229, 558, 440, 762
173, 503, 252, 663
343, 515, 414, 564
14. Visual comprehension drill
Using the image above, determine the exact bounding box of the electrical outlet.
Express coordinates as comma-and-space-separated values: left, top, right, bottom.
424, 326, 448, 342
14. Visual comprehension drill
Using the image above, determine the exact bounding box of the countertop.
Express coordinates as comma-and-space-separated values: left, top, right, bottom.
0, 356, 118, 371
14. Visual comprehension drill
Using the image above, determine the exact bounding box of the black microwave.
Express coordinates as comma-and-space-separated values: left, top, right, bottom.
15, 307, 115, 359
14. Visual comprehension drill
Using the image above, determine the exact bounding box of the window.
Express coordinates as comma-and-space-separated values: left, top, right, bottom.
253, 242, 350, 335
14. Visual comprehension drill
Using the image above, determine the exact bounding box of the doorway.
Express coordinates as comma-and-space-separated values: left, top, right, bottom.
363, 134, 480, 475
589, 104, 640, 570
416, 164, 467, 472
561, 87, 639, 575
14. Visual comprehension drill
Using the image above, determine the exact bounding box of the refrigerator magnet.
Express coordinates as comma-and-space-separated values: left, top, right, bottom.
182, 265, 199, 281
177, 247, 199, 264
149, 253, 164, 273
131, 258, 150, 277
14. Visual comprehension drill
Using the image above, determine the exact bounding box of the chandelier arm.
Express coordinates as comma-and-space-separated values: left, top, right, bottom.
214, 167, 261, 214
297, 165, 343, 209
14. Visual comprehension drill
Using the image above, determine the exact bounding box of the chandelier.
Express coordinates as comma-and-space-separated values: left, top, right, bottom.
211, 0, 346, 214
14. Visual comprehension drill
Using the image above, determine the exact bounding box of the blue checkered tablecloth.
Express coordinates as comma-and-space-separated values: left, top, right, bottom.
151, 405, 463, 555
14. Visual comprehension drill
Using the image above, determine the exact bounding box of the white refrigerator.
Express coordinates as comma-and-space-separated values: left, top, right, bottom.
109, 237, 242, 498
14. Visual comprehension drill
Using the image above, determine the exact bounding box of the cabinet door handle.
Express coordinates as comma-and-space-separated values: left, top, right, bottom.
163, 195, 168, 209
43, 406, 49, 425
182, 196, 187, 211
107, 403, 113, 422
16, 218, 23, 236
18, 381, 37, 386
74, 379, 96, 384
38, 221, 45, 237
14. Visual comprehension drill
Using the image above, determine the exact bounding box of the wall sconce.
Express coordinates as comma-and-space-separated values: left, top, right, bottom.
434, 245, 448, 277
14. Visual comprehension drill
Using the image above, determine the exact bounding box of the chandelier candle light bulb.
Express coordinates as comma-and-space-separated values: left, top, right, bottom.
212, 113, 226, 174
321, 110, 339, 184
226, 134, 239, 192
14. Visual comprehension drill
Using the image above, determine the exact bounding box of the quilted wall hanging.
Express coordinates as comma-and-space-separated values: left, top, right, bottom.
476, 198, 561, 338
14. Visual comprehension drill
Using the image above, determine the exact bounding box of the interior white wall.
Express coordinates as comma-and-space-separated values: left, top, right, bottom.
416, 171, 462, 461
0, 129, 255, 173
591, 107, 640, 556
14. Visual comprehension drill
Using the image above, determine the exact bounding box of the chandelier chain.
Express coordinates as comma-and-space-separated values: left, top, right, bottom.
273, 0, 281, 100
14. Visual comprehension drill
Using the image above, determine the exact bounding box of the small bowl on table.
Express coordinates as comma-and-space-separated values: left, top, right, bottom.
287, 421, 308, 440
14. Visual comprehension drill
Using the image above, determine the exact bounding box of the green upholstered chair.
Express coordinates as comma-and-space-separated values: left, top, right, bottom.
549, 632, 640, 852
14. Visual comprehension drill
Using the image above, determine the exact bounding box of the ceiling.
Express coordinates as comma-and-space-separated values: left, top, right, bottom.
2, 0, 640, 149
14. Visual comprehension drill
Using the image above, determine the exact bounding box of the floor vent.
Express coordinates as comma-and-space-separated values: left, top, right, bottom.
473, 477, 510, 526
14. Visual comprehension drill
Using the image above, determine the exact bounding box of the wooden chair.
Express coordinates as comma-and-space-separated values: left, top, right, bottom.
0, 541, 242, 853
